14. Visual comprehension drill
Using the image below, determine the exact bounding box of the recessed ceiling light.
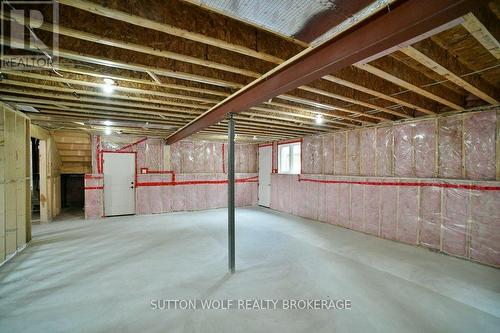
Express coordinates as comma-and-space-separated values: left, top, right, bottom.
103, 78, 115, 85
103, 120, 112, 126
104, 127, 112, 135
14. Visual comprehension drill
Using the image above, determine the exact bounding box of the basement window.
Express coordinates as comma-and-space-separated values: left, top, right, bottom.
278, 142, 301, 174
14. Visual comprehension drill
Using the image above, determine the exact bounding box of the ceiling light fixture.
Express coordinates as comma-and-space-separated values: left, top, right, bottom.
104, 127, 112, 135
315, 114, 323, 124
102, 78, 115, 95
103, 120, 112, 126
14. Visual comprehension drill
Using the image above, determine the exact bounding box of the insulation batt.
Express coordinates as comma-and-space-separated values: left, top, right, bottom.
276, 107, 500, 267
271, 174, 500, 267
87, 135, 258, 217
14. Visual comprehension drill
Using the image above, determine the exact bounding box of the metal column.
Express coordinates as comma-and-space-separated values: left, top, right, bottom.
227, 113, 235, 273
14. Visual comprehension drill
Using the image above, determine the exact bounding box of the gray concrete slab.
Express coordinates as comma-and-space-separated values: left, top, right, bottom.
0, 207, 499, 333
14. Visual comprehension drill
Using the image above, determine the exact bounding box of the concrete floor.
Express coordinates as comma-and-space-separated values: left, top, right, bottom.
0, 207, 499, 333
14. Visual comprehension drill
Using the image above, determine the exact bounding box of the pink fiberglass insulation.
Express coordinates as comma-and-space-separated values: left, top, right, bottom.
376, 126, 393, 177
84, 175, 103, 219
470, 187, 500, 266
438, 116, 463, 178
394, 123, 414, 177
323, 134, 335, 175
317, 181, 327, 222
168, 140, 255, 174
414, 120, 436, 178
305, 179, 319, 220
334, 132, 347, 175
161, 181, 173, 213
347, 131, 360, 175
350, 182, 364, 231
270, 174, 499, 266
270, 174, 279, 211
360, 129, 376, 176
338, 183, 350, 228
290, 175, 301, 217
181, 141, 195, 173
442, 186, 468, 257
136, 173, 257, 214
296, 177, 309, 218
464, 111, 496, 180
364, 182, 380, 236
419, 186, 441, 250
169, 142, 181, 173
302, 136, 323, 174
216, 174, 228, 209
278, 175, 287, 212
141, 138, 163, 171
325, 179, 338, 225
281, 175, 293, 214
171, 174, 186, 211
397, 186, 419, 245
379, 179, 398, 241
136, 175, 151, 215
205, 176, 219, 210
150, 174, 164, 214
192, 174, 207, 211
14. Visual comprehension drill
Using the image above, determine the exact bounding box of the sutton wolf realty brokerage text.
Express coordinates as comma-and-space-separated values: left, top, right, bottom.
151, 299, 352, 311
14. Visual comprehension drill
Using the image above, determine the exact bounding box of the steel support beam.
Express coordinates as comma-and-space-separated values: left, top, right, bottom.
227, 113, 235, 273
166, 0, 484, 145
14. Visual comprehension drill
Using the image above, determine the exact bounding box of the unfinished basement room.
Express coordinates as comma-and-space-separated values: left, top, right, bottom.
0, 0, 499, 332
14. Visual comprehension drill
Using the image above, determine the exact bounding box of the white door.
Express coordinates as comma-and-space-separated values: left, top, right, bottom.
258, 146, 272, 207
103, 152, 136, 216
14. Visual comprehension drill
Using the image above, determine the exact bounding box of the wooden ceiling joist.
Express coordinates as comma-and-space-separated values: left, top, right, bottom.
355, 62, 465, 111
401, 40, 499, 104
462, 11, 500, 60
2, 67, 378, 127
322, 74, 437, 115
56, 0, 285, 64
166, 0, 481, 144
1, 0, 496, 142
2, 13, 261, 78
3, 7, 437, 123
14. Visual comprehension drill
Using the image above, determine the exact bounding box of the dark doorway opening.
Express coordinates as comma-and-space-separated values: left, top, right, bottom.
31, 138, 40, 223
60, 174, 84, 219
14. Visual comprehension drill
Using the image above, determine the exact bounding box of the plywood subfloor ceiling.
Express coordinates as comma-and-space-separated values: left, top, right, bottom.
0, 0, 499, 142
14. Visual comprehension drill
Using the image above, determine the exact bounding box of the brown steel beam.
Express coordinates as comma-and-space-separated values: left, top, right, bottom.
166, 0, 484, 145
294, 0, 374, 43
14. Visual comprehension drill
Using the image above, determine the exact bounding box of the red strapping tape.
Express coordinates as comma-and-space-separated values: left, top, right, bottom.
85, 175, 103, 179
298, 177, 500, 191
117, 137, 147, 152
84, 186, 104, 190
136, 176, 258, 187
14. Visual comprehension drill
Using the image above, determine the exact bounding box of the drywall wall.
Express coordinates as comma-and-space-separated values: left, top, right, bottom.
0, 103, 30, 264
270, 109, 500, 267
85, 135, 258, 218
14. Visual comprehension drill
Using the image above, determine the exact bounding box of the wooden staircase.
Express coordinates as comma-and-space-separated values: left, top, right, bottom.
52, 131, 92, 174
